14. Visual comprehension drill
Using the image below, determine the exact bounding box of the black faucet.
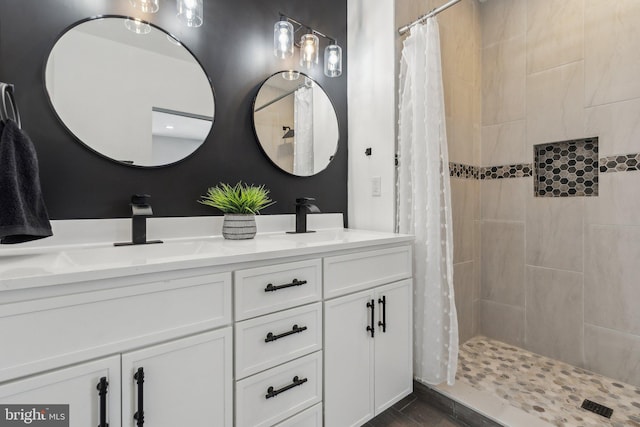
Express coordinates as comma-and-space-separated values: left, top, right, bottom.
288, 197, 321, 234
114, 194, 163, 246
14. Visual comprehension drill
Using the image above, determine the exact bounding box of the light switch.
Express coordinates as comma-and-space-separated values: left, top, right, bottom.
371, 176, 381, 197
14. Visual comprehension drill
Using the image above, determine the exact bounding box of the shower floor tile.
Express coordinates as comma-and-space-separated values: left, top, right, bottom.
452, 336, 640, 427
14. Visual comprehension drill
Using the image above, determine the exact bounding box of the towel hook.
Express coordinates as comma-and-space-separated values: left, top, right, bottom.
0, 82, 21, 129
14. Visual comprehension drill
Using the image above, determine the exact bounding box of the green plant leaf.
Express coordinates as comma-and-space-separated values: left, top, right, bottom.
198, 182, 275, 214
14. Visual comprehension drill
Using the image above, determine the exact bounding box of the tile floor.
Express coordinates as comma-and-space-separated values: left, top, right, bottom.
370, 336, 640, 427
365, 392, 467, 427
455, 336, 640, 427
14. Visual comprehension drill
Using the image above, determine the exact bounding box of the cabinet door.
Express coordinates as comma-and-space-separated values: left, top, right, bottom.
374, 279, 413, 414
0, 356, 121, 427
121, 328, 232, 427
324, 289, 374, 427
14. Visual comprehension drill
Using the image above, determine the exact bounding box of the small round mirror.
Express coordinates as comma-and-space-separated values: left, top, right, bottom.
252, 72, 339, 176
44, 16, 215, 167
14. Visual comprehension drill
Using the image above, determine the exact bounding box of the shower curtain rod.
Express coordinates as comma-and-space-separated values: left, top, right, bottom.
398, 0, 463, 35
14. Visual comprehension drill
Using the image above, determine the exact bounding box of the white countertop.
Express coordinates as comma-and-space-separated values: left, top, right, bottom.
0, 227, 413, 292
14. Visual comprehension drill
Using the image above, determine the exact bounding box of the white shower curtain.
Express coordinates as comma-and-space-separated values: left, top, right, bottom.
397, 17, 458, 385
293, 86, 314, 175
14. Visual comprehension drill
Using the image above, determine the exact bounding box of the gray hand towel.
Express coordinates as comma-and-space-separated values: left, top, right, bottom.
0, 119, 53, 244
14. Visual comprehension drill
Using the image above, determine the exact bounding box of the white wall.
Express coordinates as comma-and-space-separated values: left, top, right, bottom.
347, 0, 396, 232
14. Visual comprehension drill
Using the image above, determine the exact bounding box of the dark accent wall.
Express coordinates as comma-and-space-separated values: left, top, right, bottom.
0, 0, 347, 220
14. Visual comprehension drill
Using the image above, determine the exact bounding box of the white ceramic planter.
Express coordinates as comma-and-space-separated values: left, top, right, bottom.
222, 214, 257, 240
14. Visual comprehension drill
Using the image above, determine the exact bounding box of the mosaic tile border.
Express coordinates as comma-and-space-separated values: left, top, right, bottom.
450, 153, 640, 181
449, 163, 479, 179
599, 154, 640, 173
481, 163, 533, 179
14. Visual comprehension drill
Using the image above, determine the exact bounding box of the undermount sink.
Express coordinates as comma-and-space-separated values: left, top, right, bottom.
61, 239, 219, 267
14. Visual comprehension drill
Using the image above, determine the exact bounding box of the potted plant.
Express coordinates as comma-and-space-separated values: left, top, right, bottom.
198, 182, 275, 240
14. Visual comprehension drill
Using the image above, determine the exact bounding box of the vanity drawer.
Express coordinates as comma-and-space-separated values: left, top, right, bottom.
234, 259, 321, 320
235, 351, 322, 427
235, 302, 322, 379
273, 403, 322, 427
324, 245, 412, 299
0, 273, 231, 382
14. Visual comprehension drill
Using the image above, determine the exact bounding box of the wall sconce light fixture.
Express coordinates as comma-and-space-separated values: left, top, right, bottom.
129, 0, 159, 13
125, 0, 203, 32
177, 0, 203, 28
124, 18, 151, 34
274, 14, 343, 78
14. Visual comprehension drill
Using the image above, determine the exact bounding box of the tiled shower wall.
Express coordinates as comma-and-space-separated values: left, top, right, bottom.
479, 0, 640, 387
396, 0, 483, 345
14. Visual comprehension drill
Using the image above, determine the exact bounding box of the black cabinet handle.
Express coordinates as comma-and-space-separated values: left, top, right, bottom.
378, 295, 387, 333
133, 367, 145, 426
265, 376, 308, 399
366, 299, 375, 338
265, 324, 308, 343
96, 377, 109, 427
265, 278, 307, 292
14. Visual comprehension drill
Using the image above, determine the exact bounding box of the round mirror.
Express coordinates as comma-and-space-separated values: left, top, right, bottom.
44, 16, 214, 167
253, 72, 339, 176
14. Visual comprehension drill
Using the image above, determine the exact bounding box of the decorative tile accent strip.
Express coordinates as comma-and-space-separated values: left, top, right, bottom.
449, 162, 479, 179
599, 154, 640, 173
534, 137, 599, 197
480, 163, 533, 179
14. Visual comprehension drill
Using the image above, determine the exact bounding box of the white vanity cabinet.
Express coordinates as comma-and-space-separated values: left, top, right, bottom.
0, 272, 233, 427
234, 260, 323, 427
323, 247, 413, 427
0, 356, 121, 427
121, 328, 232, 427
0, 227, 414, 427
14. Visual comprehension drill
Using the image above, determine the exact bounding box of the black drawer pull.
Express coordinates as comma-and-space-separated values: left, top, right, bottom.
378, 295, 387, 333
265, 278, 307, 292
96, 377, 109, 427
265, 324, 308, 343
133, 367, 145, 426
265, 376, 308, 399
366, 299, 375, 338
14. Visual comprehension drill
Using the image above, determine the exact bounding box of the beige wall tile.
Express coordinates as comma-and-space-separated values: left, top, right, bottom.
525, 196, 584, 272
525, 266, 584, 367
585, 172, 640, 226
481, 178, 529, 222
480, 299, 525, 347
481, 120, 527, 166
585, 0, 640, 106
454, 261, 475, 344
481, 221, 525, 306
585, 225, 640, 336
451, 178, 477, 263
526, 61, 585, 146
482, 36, 526, 125
448, 79, 476, 165
480, 0, 525, 48
584, 324, 640, 388
585, 97, 640, 156
526, 0, 584, 74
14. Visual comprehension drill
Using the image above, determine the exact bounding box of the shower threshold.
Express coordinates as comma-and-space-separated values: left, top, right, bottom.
429, 336, 640, 427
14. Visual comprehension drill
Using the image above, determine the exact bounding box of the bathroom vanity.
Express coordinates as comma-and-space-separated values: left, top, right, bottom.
0, 223, 413, 427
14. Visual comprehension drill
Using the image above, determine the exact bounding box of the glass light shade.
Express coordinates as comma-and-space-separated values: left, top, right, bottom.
281, 70, 300, 81
177, 0, 203, 28
129, 0, 159, 13
274, 20, 294, 59
299, 33, 319, 69
324, 44, 342, 77
124, 18, 151, 34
